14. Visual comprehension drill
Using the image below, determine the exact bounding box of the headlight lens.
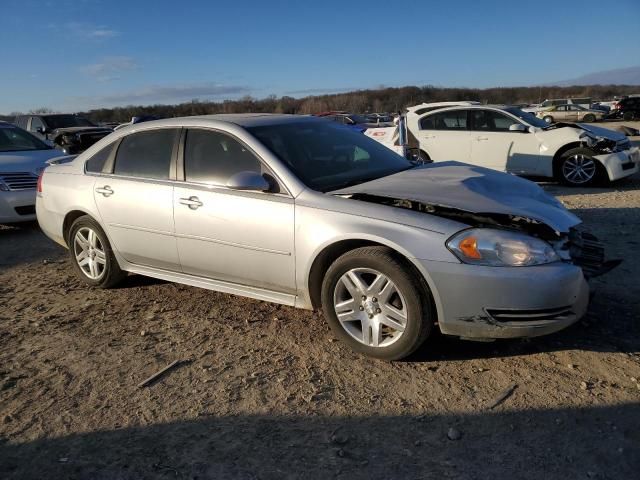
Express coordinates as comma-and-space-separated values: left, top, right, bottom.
0, 180, 8, 192
447, 228, 559, 267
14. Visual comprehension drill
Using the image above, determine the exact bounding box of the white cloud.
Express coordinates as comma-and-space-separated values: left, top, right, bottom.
67, 82, 251, 108
50, 22, 120, 39
79, 56, 137, 82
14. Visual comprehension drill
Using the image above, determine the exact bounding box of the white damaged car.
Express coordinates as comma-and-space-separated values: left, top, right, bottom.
406, 104, 639, 186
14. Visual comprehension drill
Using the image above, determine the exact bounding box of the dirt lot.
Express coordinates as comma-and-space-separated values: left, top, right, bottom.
1, 126, 640, 479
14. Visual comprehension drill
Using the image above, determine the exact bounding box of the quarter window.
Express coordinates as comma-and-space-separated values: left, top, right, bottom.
470, 110, 518, 131
113, 129, 178, 180
184, 129, 262, 185
420, 110, 468, 130
86, 141, 117, 173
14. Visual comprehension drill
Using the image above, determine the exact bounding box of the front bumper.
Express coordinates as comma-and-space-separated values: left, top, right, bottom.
595, 147, 639, 181
420, 260, 589, 339
0, 189, 37, 223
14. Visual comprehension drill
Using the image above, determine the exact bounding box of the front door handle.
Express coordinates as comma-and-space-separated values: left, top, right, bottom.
179, 196, 203, 210
95, 186, 114, 197
475, 136, 489, 141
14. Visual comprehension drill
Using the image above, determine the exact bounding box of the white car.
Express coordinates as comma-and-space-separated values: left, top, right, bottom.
406, 105, 639, 186
0, 122, 67, 223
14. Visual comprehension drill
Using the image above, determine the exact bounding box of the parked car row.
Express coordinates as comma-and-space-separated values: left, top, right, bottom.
402, 102, 639, 186
35, 114, 617, 360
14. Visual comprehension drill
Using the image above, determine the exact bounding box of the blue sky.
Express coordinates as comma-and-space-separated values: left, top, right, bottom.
1, 0, 639, 113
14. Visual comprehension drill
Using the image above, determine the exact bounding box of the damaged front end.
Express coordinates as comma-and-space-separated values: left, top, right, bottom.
346, 192, 620, 279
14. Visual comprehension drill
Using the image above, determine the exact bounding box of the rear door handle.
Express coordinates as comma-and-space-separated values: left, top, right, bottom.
95, 186, 114, 197
179, 196, 203, 210
476, 136, 489, 141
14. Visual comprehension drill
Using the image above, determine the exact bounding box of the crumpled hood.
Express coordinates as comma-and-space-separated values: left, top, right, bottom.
573, 123, 626, 142
0, 149, 66, 174
332, 161, 581, 233
50, 126, 112, 136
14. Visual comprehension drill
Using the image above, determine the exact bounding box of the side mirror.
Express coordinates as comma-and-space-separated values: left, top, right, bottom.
226, 171, 271, 192
37, 126, 49, 135
509, 123, 527, 132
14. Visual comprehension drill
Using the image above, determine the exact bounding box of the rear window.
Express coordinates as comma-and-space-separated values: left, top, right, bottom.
113, 129, 178, 180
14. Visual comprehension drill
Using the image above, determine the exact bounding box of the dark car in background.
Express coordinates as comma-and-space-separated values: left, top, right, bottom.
611, 97, 640, 120
14, 114, 113, 154
315, 112, 393, 132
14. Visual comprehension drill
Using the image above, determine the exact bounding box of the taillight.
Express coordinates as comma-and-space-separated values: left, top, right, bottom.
37, 173, 43, 193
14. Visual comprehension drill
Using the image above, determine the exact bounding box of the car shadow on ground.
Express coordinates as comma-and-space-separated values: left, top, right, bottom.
1, 404, 638, 479
538, 172, 640, 197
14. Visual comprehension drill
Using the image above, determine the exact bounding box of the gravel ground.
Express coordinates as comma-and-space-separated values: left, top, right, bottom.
1, 126, 639, 479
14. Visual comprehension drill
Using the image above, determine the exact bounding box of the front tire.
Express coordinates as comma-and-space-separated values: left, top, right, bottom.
556, 148, 605, 187
583, 114, 596, 123
543, 115, 554, 124
321, 246, 433, 360
68, 216, 126, 288
623, 111, 634, 121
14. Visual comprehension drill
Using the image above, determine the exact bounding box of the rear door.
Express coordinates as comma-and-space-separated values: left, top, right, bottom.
415, 109, 471, 161
468, 109, 540, 174
173, 128, 296, 294
93, 128, 181, 271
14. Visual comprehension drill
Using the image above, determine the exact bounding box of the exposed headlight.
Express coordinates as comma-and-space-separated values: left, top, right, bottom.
446, 228, 559, 267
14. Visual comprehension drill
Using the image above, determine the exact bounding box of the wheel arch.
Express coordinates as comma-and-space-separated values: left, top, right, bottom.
305, 238, 440, 324
62, 209, 95, 246
552, 142, 595, 174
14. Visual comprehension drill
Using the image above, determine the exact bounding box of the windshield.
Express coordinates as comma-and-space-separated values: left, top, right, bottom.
0, 125, 51, 152
504, 107, 549, 129
43, 115, 95, 129
247, 120, 413, 192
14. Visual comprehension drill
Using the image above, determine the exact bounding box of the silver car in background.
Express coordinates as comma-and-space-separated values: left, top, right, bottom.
36, 114, 612, 360
0, 121, 67, 223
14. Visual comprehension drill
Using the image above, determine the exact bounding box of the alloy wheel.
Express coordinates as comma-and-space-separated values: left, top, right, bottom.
73, 227, 107, 280
562, 154, 596, 184
333, 268, 408, 348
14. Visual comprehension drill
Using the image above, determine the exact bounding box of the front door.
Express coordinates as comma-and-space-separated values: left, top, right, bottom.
468, 109, 541, 174
173, 128, 296, 294
93, 128, 181, 271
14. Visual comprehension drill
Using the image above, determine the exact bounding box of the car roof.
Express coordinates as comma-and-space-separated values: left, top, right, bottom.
114, 113, 316, 132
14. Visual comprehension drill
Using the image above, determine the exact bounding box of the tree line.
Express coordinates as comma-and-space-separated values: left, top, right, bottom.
3, 84, 639, 124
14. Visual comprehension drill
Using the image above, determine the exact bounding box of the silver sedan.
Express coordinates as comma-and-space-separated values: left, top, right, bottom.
36, 114, 608, 360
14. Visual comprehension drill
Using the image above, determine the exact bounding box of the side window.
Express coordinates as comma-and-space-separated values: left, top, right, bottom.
29, 116, 44, 132
470, 110, 518, 131
420, 110, 467, 130
85, 141, 117, 173
556, 105, 567, 111
184, 129, 262, 185
551, 100, 565, 106
113, 129, 178, 180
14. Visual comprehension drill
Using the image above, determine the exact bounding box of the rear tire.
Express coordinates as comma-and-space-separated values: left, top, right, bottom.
623, 111, 634, 121
556, 148, 606, 187
321, 246, 433, 360
583, 114, 596, 123
68, 216, 126, 288
543, 115, 554, 124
